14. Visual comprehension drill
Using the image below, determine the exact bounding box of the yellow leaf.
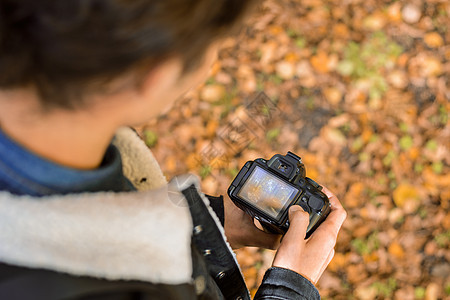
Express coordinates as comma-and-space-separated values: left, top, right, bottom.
205, 120, 219, 138
388, 241, 405, 259
284, 52, 300, 63
408, 147, 420, 160
363, 252, 379, 263
269, 25, 283, 35
310, 51, 329, 73
422, 57, 442, 77
363, 12, 387, 31
200, 84, 225, 103
186, 153, 201, 170
387, 2, 402, 22
345, 182, 365, 208
275, 61, 295, 80
332, 23, 350, 39
392, 184, 419, 208
424, 32, 444, 48
361, 128, 373, 143
323, 87, 342, 105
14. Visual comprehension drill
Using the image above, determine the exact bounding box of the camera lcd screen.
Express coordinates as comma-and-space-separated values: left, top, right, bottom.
238, 166, 299, 219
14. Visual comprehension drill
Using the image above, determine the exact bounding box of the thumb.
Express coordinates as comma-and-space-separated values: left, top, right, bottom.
285, 205, 310, 240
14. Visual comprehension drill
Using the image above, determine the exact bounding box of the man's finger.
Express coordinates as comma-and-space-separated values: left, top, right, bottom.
284, 205, 310, 240
311, 187, 346, 241
248, 226, 282, 249
322, 186, 344, 211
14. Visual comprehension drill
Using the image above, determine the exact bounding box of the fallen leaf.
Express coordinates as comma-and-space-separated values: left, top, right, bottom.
363, 12, 387, 31
422, 56, 442, 77
388, 241, 405, 259
275, 61, 296, 80
402, 4, 421, 24
354, 285, 377, 300
310, 51, 330, 73
200, 84, 226, 103
387, 2, 403, 22
387, 70, 408, 89
425, 283, 440, 300
323, 87, 342, 105
333, 23, 350, 39
424, 32, 444, 48
345, 182, 365, 208
327, 252, 348, 272
323, 127, 346, 146
392, 183, 420, 208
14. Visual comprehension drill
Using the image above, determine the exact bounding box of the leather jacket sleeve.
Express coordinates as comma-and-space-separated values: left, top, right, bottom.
255, 267, 320, 299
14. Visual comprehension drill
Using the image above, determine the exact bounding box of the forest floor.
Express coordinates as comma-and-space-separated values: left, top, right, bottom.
142, 0, 449, 299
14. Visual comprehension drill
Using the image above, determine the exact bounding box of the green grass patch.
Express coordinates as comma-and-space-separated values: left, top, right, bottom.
336, 31, 403, 100
371, 278, 397, 298
351, 232, 379, 255
143, 130, 158, 148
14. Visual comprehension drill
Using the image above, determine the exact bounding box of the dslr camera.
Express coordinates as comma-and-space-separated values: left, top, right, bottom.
228, 152, 331, 238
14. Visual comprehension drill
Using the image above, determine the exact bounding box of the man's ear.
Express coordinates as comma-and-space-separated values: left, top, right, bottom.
139, 56, 184, 100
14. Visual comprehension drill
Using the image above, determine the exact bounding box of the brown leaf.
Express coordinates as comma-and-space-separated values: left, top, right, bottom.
323, 87, 343, 105
387, 70, 408, 89
424, 32, 444, 48
275, 61, 296, 80
310, 51, 330, 73
425, 283, 440, 300
322, 127, 346, 146
200, 84, 226, 103
345, 182, 365, 208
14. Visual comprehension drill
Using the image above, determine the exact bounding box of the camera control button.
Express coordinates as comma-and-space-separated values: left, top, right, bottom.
306, 177, 321, 189
308, 195, 324, 211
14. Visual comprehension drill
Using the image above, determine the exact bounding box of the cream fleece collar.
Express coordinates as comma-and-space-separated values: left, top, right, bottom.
0, 128, 194, 284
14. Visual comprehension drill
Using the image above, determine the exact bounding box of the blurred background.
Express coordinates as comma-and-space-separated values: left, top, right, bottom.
141, 0, 449, 299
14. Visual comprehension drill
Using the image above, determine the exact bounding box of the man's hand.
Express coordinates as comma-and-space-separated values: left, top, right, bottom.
272, 186, 347, 284
223, 194, 281, 249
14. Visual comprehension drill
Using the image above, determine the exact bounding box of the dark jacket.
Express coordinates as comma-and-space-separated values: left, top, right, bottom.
0, 128, 320, 299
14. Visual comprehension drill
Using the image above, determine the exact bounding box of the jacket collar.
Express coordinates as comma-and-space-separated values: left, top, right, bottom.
0, 128, 194, 284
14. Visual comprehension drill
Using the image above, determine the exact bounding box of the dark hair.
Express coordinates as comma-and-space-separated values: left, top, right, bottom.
0, 0, 254, 109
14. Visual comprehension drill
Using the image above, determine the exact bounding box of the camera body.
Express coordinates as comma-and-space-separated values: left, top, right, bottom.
228, 152, 331, 238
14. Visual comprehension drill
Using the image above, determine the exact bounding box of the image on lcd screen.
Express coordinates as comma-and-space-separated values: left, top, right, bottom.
238, 166, 298, 219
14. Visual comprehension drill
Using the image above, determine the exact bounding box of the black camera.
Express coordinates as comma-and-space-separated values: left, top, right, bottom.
228, 152, 331, 238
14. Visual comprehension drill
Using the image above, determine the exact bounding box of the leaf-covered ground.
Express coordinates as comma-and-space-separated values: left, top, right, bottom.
142, 0, 449, 299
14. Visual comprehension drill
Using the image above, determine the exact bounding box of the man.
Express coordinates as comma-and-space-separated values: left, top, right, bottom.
0, 0, 346, 299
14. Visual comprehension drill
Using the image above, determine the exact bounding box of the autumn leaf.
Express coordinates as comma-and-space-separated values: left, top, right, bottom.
392, 184, 420, 208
